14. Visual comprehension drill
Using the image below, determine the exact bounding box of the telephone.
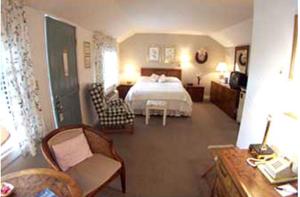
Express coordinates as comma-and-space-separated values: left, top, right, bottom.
257, 156, 298, 184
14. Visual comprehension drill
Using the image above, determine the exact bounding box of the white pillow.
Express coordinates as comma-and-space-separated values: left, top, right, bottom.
52, 133, 93, 171
158, 74, 167, 83
150, 73, 159, 82
166, 76, 180, 83
139, 76, 153, 82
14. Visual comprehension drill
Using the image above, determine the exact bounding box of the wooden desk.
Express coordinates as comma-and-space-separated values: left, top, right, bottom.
2, 168, 82, 197
211, 147, 298, 197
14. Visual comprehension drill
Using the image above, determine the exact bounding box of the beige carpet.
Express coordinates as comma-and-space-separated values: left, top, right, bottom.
99, 102, 239, 197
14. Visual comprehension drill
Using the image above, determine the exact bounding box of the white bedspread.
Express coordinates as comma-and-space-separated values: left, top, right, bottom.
125, 80, 192, 116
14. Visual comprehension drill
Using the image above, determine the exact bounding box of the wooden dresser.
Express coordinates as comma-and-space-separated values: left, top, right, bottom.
210, 81, 240, 119
211, 147, 298, 197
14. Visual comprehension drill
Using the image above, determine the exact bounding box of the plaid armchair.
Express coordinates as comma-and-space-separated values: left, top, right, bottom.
89, 83, 134, 133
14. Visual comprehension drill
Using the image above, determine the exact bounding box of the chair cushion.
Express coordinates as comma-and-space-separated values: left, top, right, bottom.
66, 154, 121, 196
52, 133, 93, 171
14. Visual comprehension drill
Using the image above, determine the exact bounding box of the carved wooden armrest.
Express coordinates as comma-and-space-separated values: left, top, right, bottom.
41, 141, 61, 171
83, 126, 123, 163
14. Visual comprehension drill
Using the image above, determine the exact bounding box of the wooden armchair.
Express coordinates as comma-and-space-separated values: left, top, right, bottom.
41, 124, 126, 197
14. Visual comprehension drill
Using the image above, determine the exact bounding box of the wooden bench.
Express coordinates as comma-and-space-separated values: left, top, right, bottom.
145, 100, 167, 126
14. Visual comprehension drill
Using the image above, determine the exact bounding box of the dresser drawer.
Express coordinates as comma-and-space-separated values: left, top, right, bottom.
216, 161, 242, 197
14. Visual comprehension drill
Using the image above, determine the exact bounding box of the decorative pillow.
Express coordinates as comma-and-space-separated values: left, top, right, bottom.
52, 133, 93, 171
150, 73, 159, 82
166, 76, 180, 83
158, 74, 167, 83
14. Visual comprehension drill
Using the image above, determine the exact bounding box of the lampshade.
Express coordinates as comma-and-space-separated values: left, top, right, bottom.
124, 64, 138, 83
216, 62, 228, 73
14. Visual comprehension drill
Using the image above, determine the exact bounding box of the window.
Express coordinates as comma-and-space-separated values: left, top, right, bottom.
103, 50, 119, 90
0, 34, 22, 167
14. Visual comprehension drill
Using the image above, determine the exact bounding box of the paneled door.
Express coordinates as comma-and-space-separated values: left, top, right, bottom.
46, 17, 82, 127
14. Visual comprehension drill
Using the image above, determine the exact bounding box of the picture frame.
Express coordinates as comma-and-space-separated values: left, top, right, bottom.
234, 45, 250, 75
148, 45, 160, 62
83, 41, 91, 68
164, 47, 176, 64
289, 15, 298, 80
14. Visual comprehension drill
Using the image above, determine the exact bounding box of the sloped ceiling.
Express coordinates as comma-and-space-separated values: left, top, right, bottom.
25, 0, 253, 46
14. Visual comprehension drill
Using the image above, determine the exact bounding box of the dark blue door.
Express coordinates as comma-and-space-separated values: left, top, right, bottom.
46, 17, 82, 127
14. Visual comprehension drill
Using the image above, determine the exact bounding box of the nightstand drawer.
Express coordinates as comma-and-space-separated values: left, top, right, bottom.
185, 86, 204, 102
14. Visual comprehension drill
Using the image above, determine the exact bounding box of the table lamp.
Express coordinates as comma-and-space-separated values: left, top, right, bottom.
249, 115, 275, 159
216, 62, 228, 83
196, 73, 202, 85
124, 64, 137, 84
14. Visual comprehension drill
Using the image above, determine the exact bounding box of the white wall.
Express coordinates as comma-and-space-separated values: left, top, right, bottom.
211, 19, 253, 48
119, 33, 226, 99
237, 0, 298, 148
25, 7, 97, 132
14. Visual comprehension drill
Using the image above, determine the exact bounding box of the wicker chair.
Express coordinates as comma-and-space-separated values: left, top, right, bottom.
89, 83, 134, 133
41, 124, 126, 197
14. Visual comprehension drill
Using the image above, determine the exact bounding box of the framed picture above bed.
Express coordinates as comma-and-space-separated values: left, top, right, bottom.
148, 45, 160, 62
164, 47, 176, 64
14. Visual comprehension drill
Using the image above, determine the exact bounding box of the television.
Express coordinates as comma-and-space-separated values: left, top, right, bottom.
229, 71, 247, 89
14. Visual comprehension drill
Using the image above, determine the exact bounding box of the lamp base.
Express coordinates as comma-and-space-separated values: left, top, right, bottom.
249, 144, 275, 159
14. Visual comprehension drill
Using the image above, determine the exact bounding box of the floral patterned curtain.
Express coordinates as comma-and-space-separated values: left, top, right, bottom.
1, 0, 44, 156
93, 31, 117, 83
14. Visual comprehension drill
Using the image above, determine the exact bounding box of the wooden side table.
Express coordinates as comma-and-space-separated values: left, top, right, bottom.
185, 85, 204, 102
2, 168, 82, 197
117, 84, 133, 99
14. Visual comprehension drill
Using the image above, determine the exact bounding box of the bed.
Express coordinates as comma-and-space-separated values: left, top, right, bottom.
125, 68, 192, 116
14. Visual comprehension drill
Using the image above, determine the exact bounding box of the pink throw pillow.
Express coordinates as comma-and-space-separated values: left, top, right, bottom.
52, 133, 93, 171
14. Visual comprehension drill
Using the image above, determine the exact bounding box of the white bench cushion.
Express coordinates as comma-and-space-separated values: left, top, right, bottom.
146, 100, 167, 108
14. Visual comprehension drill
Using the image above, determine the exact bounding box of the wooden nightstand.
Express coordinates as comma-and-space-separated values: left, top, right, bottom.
185, 85, 205, 102
117, 84, 133, 99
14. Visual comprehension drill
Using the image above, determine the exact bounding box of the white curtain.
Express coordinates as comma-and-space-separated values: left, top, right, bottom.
1, 0, 44, 156
93, 31, 118, 90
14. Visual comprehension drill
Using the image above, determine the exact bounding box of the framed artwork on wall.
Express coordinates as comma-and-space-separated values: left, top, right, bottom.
164, 47, 176, 64
148, 45, 160, 62
83, 41, 91, 68
289, 15, 298, 80
234, 45, 250, 75
195, 48, 208, 64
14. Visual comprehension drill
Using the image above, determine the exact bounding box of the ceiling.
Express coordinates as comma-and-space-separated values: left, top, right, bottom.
25, 0, 253, 45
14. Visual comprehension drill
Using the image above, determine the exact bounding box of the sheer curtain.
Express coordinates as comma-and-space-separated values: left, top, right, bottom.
103, 50, 118, 90
93, 32, 119, 90
1, 0, 44, 156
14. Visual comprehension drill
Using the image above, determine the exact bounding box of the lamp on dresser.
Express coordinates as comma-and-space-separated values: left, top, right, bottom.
216, 62, 228, 83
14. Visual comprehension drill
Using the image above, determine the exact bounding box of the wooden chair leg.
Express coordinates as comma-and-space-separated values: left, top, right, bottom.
210, 175, 217, 197
120, 166, 126, 193
201, 164, 215, 178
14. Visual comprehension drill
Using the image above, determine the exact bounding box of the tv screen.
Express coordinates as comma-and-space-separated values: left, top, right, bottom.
230, 71, 247, 89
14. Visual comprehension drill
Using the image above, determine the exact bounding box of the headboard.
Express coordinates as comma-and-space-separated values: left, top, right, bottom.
141, 68, 182, 80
